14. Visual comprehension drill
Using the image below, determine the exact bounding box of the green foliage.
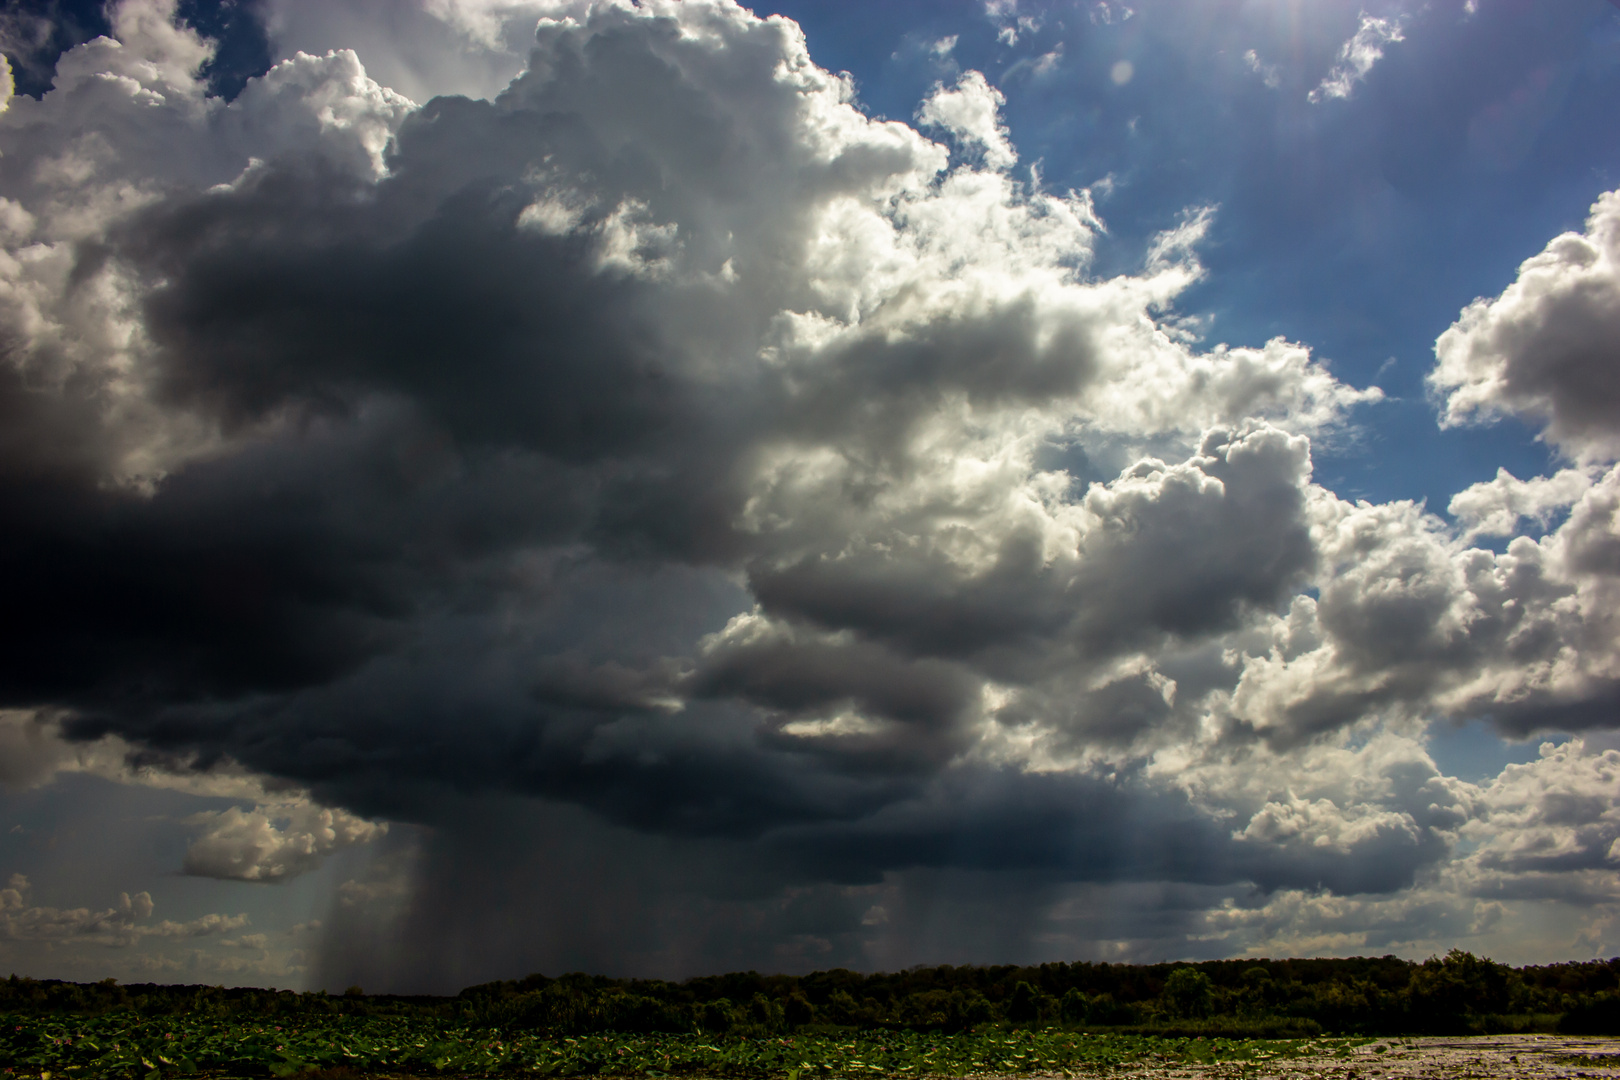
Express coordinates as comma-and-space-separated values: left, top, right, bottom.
1006, 981, 1040, 1024
1405, 950, 1512, 1032
784, 992, 815, 1028
0, 1014, 1344, 1078
1163, 968, 1214, 1020
0, 948, 1616, 1066
1559, 992, 1620, 1035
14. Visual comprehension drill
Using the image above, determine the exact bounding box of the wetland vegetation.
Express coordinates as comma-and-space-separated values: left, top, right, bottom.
3, 951, 1616, 1077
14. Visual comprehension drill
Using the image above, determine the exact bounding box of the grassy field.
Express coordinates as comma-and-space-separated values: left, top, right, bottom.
1, 1016, 1356, 1079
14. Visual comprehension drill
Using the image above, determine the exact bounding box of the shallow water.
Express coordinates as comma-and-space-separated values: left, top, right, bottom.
1093, 1034, 1620, 1079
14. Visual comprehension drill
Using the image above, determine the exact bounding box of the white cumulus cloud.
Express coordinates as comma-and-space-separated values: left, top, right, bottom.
184, 803, 389, 883
1432, 190, 1620, 463
918, 71, 1018, 171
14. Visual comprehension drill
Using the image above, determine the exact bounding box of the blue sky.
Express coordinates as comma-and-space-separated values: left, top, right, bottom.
0, 0, 1618, 990
776, 0, 1619, 507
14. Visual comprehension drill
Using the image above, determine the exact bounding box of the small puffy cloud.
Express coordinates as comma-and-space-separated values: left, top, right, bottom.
1189, 882, 1510, 960
226, 47, 416, 179
1432, 190, 1620, 463
1309, 13, 1405, 104
918, 71, 1017, 170
183, 801, 389, 882
141, 912, 254, 939
1449, 466, 1596, 539
0, 874, 246, 947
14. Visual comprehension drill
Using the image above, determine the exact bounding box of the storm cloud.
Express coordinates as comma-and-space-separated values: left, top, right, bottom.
1, 0, 1618, 989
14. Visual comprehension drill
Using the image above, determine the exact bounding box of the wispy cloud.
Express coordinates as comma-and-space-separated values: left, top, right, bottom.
1309, 12, 1406, 103
984, 0, 1040, 45
1244, 48, 1280, 90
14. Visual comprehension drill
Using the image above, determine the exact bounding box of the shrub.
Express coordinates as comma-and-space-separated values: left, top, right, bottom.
1163, 968, 1214, 1020
1007, 981, 1040, 1025
1559, 993, 1620, 1035
784, 992, 815, 1027
1407, 950, 1511, 1033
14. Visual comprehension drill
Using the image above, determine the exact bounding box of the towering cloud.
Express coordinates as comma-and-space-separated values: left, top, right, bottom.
0, 0, 1616, 988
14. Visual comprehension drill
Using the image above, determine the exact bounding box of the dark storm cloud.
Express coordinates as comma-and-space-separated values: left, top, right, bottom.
4, 0, 1620, 985
314, 763, 1462, 991
121, 166, 688, 462
769, 763, 1455, 898
313, 798, 956, 990
2, 0, 1249, 763
0, 398, 595, 707
693, 623, 981, 773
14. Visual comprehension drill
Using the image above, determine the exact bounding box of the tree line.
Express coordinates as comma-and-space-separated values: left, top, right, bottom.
3, 951, 1617, 1037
